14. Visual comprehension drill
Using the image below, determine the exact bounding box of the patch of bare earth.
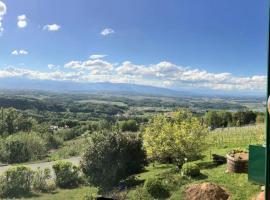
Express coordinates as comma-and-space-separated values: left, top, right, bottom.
185, 182, 230, 200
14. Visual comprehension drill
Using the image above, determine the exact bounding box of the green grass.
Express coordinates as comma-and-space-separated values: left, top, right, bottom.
169, 164, 260, 200
48, 136, 88, 161
208, 125, 264, 149
24, 187, 97, 200
205, 124, 264, 156
128, 124, 264, 200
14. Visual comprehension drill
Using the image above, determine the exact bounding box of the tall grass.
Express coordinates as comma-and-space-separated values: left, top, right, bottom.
207, 124, 264, 149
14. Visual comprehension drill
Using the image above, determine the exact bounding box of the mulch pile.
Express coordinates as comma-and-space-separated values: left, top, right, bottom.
185, 182, 230, 200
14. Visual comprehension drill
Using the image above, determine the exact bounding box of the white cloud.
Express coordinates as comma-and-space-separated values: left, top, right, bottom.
48, 64, 60, 70
65, 59, 113, 75
48, 64, 55, 69
0, 1, 7, 34
0, 59, 266, 93
11, 50, 19, 55
0, 1, 6, 16
43, 24, 61, 31
17, 14, 27, 28
90, 54, 107, 59
115, 61, 266, 91
11, 49, 29, 55
0, 67, 83, 81
64, 61, 82, 69
100, 28, 114, 36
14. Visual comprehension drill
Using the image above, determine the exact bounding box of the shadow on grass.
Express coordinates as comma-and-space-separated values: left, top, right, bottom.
3, 192, 41, 199
153, 165, 172, 170
193, 173, 208, 180
124, 176, 145, 188
197, 161, 219, 170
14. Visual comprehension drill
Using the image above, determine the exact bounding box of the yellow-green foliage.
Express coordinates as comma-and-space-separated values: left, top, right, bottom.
143, 109, 208, 165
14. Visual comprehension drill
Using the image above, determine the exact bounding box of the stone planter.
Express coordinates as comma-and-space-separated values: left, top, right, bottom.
226, 152, 248, 173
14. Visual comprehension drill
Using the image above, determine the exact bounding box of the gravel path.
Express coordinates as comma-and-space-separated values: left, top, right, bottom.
0, 157, 81, 174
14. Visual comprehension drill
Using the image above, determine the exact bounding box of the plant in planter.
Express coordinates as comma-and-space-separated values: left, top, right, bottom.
226, 148, 248, 173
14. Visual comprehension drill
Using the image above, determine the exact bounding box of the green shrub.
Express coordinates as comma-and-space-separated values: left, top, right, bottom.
52, 161, 81, 188
129, 186, 153, 200
56, 127, 85, 141
81, 132, 147, 189
119, 120, 139, 132
181, 162, 200, 177
2, 132, 46, 163
0, 166, 34, 198
33, 167, 56, 192
143, 109, 208, 166
45, 134, 63, 149
83, 189, 99, 200
143, 178, 169, 199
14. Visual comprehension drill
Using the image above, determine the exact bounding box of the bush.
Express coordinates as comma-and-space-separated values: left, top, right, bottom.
52, 161, 81, 188
2, 132, 46, 163
143, 109, 208, 166
119, 120, 139, 132
45, 134, 63, 149
129, 186, 153, 200
0, 166, 34, 198
56, 127, 85, 141
143, 178, 169, 199
181, 162, 200, 177
81, 132, 147, 189
33, 167, 56, 192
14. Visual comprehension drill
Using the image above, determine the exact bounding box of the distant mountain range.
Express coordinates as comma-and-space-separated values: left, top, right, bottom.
0, 77, 189, 97
0, 77, 264, 98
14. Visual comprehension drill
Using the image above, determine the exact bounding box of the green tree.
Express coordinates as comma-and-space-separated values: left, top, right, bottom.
2, 132, 46, 163
218, 111, 232, 127
232, 110, 257, 126
5, 108, 17, 134
17, 115, 37, 132
205, 111, 220, 128
143, 109, 208, 166
119, 120, 139, 132
81, 132, 146, 189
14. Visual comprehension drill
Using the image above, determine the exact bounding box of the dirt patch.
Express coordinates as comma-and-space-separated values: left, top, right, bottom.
185, 182, 230, 200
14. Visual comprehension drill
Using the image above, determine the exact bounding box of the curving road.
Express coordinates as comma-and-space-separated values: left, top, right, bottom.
0, 157, 81, 174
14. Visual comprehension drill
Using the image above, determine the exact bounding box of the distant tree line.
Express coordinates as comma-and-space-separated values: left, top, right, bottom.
204, 110, 260, 129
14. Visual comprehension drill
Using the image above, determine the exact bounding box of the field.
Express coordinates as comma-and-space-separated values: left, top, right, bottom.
18, 124, 264, 200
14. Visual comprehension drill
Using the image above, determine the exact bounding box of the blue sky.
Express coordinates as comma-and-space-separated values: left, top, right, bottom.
0, 0, 268, 94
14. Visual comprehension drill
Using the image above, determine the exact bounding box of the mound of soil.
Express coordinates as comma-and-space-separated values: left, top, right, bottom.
185, 182, 230, 200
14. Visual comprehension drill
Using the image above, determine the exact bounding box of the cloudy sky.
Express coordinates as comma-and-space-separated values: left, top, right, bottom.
0, 0, 268, 94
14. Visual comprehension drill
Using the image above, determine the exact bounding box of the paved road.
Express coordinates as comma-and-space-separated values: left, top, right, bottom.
0, 157, 81, 174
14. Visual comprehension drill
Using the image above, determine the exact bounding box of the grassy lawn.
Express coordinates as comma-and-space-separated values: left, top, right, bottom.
20, 124, 264, 200
126, 160, 261, 200
25, 187, 97, 200
129, 124, 264, 200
